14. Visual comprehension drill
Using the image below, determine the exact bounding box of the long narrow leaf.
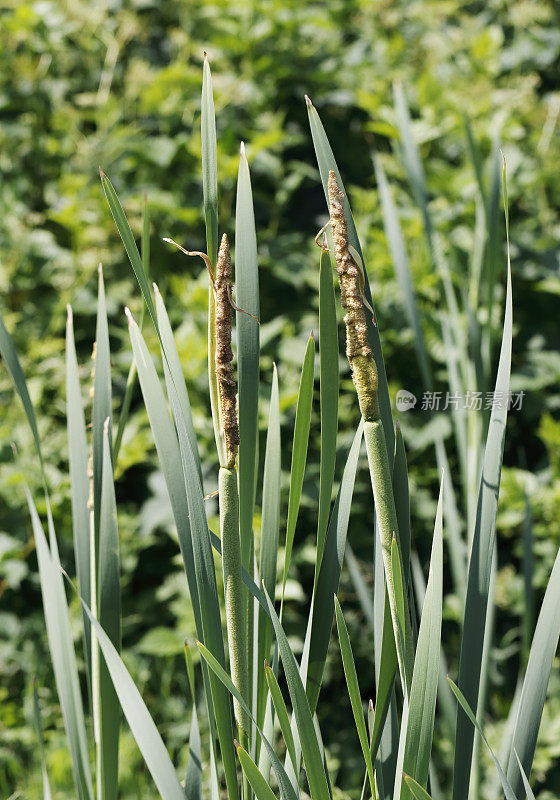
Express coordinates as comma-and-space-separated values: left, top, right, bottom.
66, 306, 92, 683
98, 421, 121, 800
317, 248, 339, 566
27, 492, 93, 800
198, 642, 299, 800
395, 481, 443, 800
506, 542, 560, 796
283, 334, 315, 595
334, 596, 376, 795
80, 601, 184, 800
263, 586, 332, 800
235, 143, 260, 568
452, 163, 513, 800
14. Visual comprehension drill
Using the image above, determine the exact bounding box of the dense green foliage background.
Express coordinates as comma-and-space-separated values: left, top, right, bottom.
1, 0, 559, 797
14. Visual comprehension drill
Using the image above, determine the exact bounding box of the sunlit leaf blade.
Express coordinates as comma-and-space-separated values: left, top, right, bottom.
452, 165, 513, 800
306, 97, 394, 459
283, 334, 315, 594
263, 586, 332, 800
506, 542, 560, 796
154, 285, 202, 483
317, 248, 339, 566
374, 155, 431, 388
65, 306, 92, 682
306, 421, 364, 714
114, 194, 150, 463
235, 144, 260, 568
395, 480, 443, 800
33, 681, 53, 800
514, 750, 536, 800
98, 422, 121, 800
100, 171, 158, 331
27, 491, 93, 800
237, 745, 279, 800
403, 775, 434, 800
92, 266, 112, 567
448, 679, 517, 800
334, 596, 375, 795
197, 642, 299, 800
264, 663, 297, 774
390, 535, 407, 674
256, 366, 281, 731
80, 601, 184, 800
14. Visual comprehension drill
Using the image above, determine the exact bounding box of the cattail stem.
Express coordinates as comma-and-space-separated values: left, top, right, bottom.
364, 421, 414, 694
327, 169, 413, 693
219, 467, 250, 736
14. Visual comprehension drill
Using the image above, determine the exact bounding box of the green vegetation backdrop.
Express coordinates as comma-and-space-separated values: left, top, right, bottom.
1, 0, 559, 797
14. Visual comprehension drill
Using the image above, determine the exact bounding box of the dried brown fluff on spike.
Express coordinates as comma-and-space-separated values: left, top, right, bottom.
215, 233, 239, 467
328, 170, 379, 421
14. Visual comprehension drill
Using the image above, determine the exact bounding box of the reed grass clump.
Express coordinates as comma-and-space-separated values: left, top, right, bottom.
1, 56, 560, 800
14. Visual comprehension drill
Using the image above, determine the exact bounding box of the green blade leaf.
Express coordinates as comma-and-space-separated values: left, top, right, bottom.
197, 642, 299, 800
98, 421, 121, 800
100, 171, 158, 331
127, 312, 239, 800
154, 284, 202, 484
66, 306, 92, 682
403, 775, 434, 800
283, 333, 315, 594
448, 679, 517, 800
33, 682, 53, 800
395, 480, 444, 800
235, 143, 260, 568
92, 266, 112, 561
452, 163, 513, 800
514, 750, 536, 800
317, 247, 339, 566
263, 586, 332, 800
202, 53, 218, 265
237, 745, 279, 800
334, 596, 375, 795
185, 703, 202, 800
506, 542, 560, 796
306, 421, 364, 714
27, 492, 93, 800
80, 600, 184, 800
256, 366, 282, 733
113, 193, 150, 463
264, 663, 297, 774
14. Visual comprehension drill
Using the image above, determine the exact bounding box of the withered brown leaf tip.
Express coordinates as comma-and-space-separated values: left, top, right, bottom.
215, 233, 239, 467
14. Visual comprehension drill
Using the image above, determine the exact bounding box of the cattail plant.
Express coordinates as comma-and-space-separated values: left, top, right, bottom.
2, 55, 560, 800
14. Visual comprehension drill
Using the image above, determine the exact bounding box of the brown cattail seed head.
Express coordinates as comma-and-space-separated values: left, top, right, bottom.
215, 233, 239, 468
328, 170, 379, 421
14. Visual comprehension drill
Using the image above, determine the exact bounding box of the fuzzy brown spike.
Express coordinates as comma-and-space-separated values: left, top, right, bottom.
328, 170, 379, 421
215, 233, 239, 467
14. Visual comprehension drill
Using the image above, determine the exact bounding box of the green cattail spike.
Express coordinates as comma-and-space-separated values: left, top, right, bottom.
327, 170, 379, 422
